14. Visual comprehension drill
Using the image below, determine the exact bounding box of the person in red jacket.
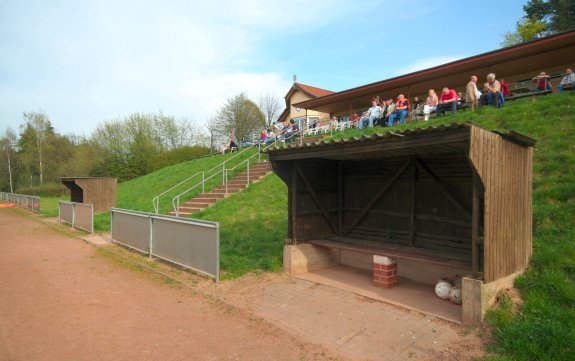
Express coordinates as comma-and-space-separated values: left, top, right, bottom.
436, 87, 458, 117
500, 78, 512, 97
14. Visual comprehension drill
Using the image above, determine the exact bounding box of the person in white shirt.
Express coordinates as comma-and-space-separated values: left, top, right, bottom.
423, 89, 438, 121
559, 68, 575, 93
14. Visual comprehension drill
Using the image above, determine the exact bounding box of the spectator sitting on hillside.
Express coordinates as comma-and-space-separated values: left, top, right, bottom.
284, 119, 299, 142
423, 89, 438, 121
466, 76, 479, 111
265, 129, 277, 145
481, 73, 503, 108
436, 87, 458, 117
532, 71, 552, 91
330, 116, 339, 130
222, 139, 238, 154
350, 113, 360, 127
559, 68, 574, 93
411, 96, 423, 120
259, 129, 267, 143
382, 98, 395, 125
359, 99, 381, 129
457, 92, 466, 107
500, 78, 512, 97
387, 94, 409, 126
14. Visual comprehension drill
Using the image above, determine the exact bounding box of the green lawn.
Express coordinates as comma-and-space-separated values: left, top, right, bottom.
193, 174, 287, 279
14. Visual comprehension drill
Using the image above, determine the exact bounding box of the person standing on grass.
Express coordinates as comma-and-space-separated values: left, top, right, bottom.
559, 68, 575, 93
387, 94, 409, 126
436, 87, 458, 117
423, 89, 438, 121
466, 76, 479, 111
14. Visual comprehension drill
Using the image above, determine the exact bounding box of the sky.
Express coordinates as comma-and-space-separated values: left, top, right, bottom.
0, 0, 528, 136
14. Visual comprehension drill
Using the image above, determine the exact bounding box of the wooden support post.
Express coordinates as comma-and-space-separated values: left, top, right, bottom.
409, 157, 416, 246
338, 161, 343, 236
417, 159, 472, 221
291, 161, 298, 244
344, 159, 411, 235
296, 163, 337, 234
471, 171, 481, 274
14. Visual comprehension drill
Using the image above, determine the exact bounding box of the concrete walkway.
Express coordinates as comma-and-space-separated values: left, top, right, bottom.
215, 274, 485, 361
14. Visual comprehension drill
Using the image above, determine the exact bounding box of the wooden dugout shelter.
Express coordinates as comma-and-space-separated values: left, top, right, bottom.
61, 177, 117, 214
265, 123, 535, 324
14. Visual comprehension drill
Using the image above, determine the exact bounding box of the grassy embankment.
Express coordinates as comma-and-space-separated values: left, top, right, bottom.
31, 94, 574, 359
37, 148, 259, 231
194, 94, 575, 359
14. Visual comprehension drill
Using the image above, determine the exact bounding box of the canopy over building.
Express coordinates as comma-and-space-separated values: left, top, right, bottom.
293, 30, 575, 116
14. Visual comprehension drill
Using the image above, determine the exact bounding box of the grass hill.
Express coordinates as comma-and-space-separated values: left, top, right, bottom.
36, 94, 573, 359
195, 94, 575, 360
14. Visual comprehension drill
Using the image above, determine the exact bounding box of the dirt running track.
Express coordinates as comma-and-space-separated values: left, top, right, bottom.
0, 209, 339, 361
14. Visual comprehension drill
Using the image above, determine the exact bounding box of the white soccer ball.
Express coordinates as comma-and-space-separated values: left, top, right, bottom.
435, 278, 452, 300
449, 285, 462, 305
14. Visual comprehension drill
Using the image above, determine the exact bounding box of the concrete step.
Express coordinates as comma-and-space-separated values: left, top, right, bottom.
168, 211, 195, 216
187, 197, 218, 204
196, 193, 225, 199
177, 206, 204, 212
181, 202, 215, 208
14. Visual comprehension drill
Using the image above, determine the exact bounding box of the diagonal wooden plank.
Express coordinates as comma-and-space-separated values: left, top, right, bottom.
344, 159, 412, 235
296, 164, 337, 234
416, 159, 472, 221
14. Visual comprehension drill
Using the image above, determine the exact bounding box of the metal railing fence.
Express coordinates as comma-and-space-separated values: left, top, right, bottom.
58, 201, 94, 233
0, 192, 40, 213
152, 144, 261, 214
172, 130, 303, 216
110, 208, 219, 281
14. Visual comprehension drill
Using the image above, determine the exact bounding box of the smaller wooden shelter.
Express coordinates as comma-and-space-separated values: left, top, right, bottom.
61, 177, 117, 214
265, 122, 535, 324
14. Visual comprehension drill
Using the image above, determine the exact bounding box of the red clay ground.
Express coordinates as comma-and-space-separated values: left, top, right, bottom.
0, 208, 485, 361
0, 208, 340, 361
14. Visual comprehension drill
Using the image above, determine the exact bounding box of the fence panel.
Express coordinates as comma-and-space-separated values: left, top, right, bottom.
152, 217, 219, 279
59, 202, 74, 224
58, 201, 94, 233
74, 204, 94, 233
0, 192, 40, 213
110, 208, 219, 281
111, 210, 151, 253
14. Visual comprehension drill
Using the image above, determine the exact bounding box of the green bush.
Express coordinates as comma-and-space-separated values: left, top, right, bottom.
16, 183, 68, 197
152, 146, 211, 171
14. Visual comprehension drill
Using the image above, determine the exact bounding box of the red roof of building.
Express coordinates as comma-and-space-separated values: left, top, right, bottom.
293, 82, 335, 98
277, 82, 335, 123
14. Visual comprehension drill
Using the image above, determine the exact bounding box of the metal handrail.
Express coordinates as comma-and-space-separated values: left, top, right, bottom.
172, 129, 303, 216
152, 142, 260, 213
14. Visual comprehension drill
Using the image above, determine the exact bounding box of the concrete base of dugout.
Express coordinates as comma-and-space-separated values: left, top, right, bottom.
284, 243, 523, 325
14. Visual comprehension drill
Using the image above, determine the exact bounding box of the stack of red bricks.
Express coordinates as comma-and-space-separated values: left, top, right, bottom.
373, 255, 397, 288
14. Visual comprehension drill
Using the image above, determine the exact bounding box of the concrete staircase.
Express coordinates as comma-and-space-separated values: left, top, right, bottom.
168, 160, 271, 217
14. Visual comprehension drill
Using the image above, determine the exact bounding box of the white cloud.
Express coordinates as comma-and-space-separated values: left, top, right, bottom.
1, 0, 359, 134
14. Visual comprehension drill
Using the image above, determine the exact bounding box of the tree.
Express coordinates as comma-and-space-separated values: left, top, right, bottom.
258, 93, 284, 128
214, 93, 266, 144
502, 0, 575, 46
21, 111, 53, 184
524, 0, 575, 33
501, 17, 547, 46
205, 116, 220, 154
0, 128, 17, 192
